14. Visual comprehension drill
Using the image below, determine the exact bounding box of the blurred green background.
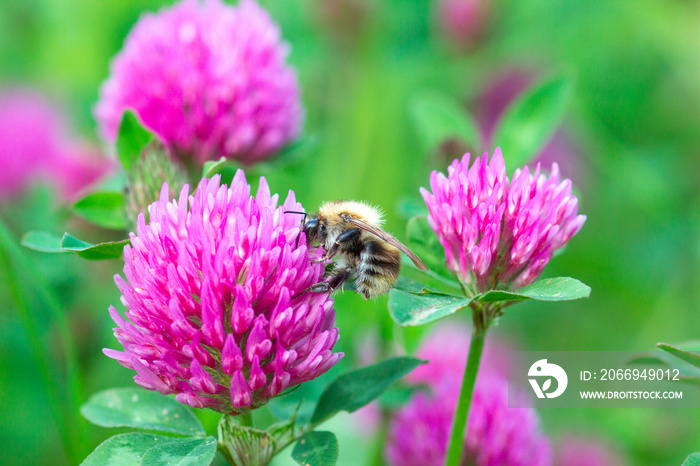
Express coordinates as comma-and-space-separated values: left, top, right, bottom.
1, 0, 700, 464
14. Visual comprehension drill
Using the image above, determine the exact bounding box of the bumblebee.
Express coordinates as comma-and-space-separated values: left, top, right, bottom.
288, 201, 428, 299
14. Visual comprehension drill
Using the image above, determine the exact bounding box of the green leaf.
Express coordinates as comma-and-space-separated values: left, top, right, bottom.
81, 433, 173, 466
61, 233, 129, 260
140, 436, 217, 466
492, 74, 573, 168
409, 90, 481, 154
202, 157, 226, 178
477, 277, 590, 303
117, 110, 154, 172
73, 192, 127, 230
291, 431, 338, 466
202, 157, 241, 187
683, 453, 700, 466
21, 231, 129, 260
21, 230, 66, 253
628, 348, 700, 386
393, 276, 434, 293
389, 289, 472, 326
310, 357, 424, 426
658, 343, 700, 370
81, 388, 205, 436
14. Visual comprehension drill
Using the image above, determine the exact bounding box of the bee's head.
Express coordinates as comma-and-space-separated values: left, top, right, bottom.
284, 210, 326, 246
302, 216, 326, 245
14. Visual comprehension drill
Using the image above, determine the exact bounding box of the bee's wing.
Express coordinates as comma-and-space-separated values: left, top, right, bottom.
344, 216, 429, 271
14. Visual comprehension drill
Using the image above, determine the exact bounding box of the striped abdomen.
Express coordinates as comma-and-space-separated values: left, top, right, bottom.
353, 240, 401, 299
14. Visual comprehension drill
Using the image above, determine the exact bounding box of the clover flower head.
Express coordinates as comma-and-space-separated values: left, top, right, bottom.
105, 171, 343, 413
421, 148, 586, 292
386, 326, 551, 466
95, 0, 302, 165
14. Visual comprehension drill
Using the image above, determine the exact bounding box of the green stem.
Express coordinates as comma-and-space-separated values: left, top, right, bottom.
443, 323, 487, 466
0, 218, 85, 463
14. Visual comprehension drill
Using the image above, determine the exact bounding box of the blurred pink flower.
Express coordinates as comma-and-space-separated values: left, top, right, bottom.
352, 322, 513, 433
95, 0, 302, 165
421, 148, 586, 292
437, 0, 490, 50
474, 70, 534, 143
52, 145, 113, 199
386, 326, 551, 466
407, 322, 510, 386
0, 90, 110, 200
105, 172, 343, 413
555, 435, 627, 466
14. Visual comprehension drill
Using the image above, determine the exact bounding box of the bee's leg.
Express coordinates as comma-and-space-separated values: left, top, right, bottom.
326, 228, 362, 259
292, 266, 352, 298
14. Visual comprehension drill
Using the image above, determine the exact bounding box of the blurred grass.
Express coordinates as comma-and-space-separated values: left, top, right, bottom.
2, 0, 700, 464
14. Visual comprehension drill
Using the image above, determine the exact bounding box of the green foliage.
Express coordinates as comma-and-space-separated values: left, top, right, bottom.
291, 431, 339, 466
684, 453, 700, 466
60, 234, 129, 260
139, 437, 217, 466
19, 230, 65, 253
82, 434, 217, 466
202, 157, 240, 187
409, 90, 481, 154
389, 289, 472, 326
389, 277, 590, 326
629, 343, 700, 386
81, 433, 175, 466
22, 231, 128, 260
492, 74, 573, 168
81, 389, 218, 466
81, 388, 205, 436
73, 192, 127, 230
310, 357, 424, 426
117, 110, 155, 172
477, 277, 591, 303
657, 343, 700, 370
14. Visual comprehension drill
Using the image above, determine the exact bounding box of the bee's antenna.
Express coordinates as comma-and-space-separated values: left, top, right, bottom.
285, 210, 309, 247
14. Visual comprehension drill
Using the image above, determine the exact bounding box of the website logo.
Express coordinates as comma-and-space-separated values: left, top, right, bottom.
528, 359, 568, 399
